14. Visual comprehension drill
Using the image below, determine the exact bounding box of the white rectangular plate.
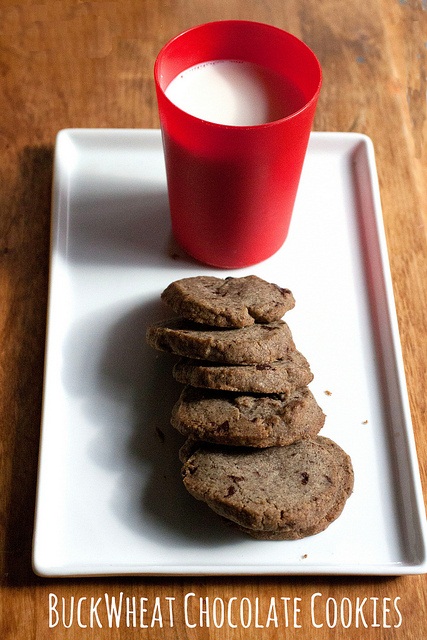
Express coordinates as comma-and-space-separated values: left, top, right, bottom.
32, 129, 427, 576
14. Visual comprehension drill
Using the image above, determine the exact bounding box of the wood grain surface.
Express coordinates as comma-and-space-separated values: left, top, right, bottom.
0, 1, 426, 638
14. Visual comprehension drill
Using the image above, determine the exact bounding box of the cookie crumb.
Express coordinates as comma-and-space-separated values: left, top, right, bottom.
301, 554, 308, 559
324, 390, 332, 396
362, 419, 369, 425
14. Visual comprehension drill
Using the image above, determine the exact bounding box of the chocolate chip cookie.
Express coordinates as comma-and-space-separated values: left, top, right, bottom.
181, 436, 351, 535
161, 275, 295, 327
146, 318, 295, 364
172, 349, 313, 394
171, 385, 325, 447
227, 438, 354, 539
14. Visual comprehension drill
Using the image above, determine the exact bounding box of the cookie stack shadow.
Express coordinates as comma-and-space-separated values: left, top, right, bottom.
146, 276, 353, 541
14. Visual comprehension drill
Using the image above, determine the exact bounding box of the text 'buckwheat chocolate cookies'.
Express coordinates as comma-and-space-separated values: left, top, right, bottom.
180, 436, 354, 538
171, 386, 325, 448
146, 274, 354, 541
146, 318, 295, 364
161, 275, 295, 327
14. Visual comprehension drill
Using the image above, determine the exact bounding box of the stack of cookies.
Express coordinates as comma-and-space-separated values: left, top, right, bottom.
146, 275, 353, 540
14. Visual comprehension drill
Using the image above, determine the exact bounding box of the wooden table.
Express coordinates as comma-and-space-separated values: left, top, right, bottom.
1, 0, 426, 637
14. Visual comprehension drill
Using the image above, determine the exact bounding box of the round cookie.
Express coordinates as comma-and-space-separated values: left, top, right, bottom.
171, 385, 325, 447
226, 438, 354, 539
181, 437, 342, 533
146, 318, 295, 364
161, 275, 295, 328
173, 350, 313, 394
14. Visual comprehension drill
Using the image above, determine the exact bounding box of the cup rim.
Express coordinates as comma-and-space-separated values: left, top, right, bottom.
154, 19, 322, 131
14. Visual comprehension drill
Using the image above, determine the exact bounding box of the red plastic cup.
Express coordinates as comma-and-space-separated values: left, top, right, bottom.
154, 20, 322, 268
